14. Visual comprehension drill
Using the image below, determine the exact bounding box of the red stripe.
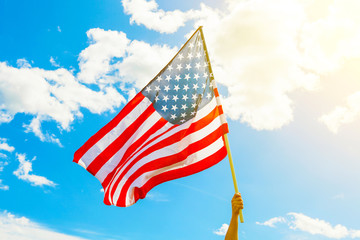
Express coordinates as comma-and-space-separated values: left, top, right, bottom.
73, 93, 145, 163
218, 105, 224, 115
106, 106, 222, 200
133, 146, 227, 204
86, 105, 156, 176
116, 125, 227, 206
213, 88, 219, 97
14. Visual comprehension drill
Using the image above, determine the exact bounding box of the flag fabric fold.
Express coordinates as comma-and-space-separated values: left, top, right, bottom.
73, 27, 229, 207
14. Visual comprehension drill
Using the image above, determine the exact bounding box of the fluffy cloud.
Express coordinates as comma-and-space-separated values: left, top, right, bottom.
13, 153, 56, 187
213, 223, 229, 236
0, 180, 9, 191
319, 91, 360, 133
77, 28, 130, 84
256, 216, 286, 227
0, 138, 14, 153
121, 0, 360, 132
0, 138, 12, 190
0, 161, 9, 190
122, 0, 191, 33
0, 60, 125, 144
0, 211, 87, 240
258, 212, 360, 239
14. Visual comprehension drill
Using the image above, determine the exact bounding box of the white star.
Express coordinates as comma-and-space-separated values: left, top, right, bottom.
185, 64, 191, 70
172, 95, 179, 102
170, 114, 177, 120
181, 104, 188, 110
189, 43, 194, 49
182, 95, 188, 101
178, 53, 184, 60
202, 83, 206, 89
176, 64, 182, 71
156, 76, 162, 82
164, 85, 170, 92
193, 74, 199, 81
191, 111, 196, 116
183, 85, 189, 91
155, 95, 160, 102
163, 95, 169, 102
203, 62, 209, 68
174, 85, 180, 91
168, 65, 173, 71
203, 72, 208, 78
195, 62, 201, 69
155, 86, 161, 91
192, 94, 198, 100
197, 41, 202, 47
196, 52, 202, 59
161, 105, 168, 112
165, 75, 172, 81
175, 75, 181, 81
180, 119, 186, 123
145, 86, 151, 93
187, 53, 193, 60
171, 105, 178, 111
184, 74, 190, 80
181, 112, 187, 118
191, 103, 197, 108
206, 93, 212, 99
193, 83, 199, 90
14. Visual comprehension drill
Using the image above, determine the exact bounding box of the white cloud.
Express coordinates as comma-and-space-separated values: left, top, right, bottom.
23, 116, 63, 147
0, 138, 15, 153
0, 211, 87, 240
13, 153, 57, 187
121, 0, 360, 132
145, 191, 168, 202
122, 0, 192, 34
0, 157, 9, 190
332, 193, 345, 200
77, 28, 130, 84
114, 39, 177, 89
258, 212, 360, 239
213, 223, 229, 236
0, 180, 9, 191
0, 60, 125, 144
319, 91, 360, 133
50, 57, 60, 67
256, 216, 286, 227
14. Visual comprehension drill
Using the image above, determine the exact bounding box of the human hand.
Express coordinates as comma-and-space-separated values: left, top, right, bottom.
231, 193, 243, 217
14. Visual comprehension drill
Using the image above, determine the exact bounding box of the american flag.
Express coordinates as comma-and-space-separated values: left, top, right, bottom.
73, 27, 229, 207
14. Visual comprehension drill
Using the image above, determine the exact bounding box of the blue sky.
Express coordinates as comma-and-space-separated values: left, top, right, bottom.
1, 0, 360, 239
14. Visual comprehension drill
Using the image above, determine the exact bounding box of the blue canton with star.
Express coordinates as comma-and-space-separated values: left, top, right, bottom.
141, 30, 215, 125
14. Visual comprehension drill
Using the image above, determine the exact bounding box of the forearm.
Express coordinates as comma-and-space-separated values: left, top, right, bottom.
225, 214, 238, 240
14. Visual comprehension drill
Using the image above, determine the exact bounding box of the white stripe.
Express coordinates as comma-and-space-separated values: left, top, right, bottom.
110, 112, 225, 205
95, 110, 163, 182
79, 97, 151, 167
125, 137, 225, 206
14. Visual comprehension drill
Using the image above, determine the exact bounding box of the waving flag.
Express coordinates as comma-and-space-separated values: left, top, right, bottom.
73, 27, 229, 207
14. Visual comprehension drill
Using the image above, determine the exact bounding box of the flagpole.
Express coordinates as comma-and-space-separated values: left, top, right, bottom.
199, 26, 244, 223
224, 134, 244, 223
